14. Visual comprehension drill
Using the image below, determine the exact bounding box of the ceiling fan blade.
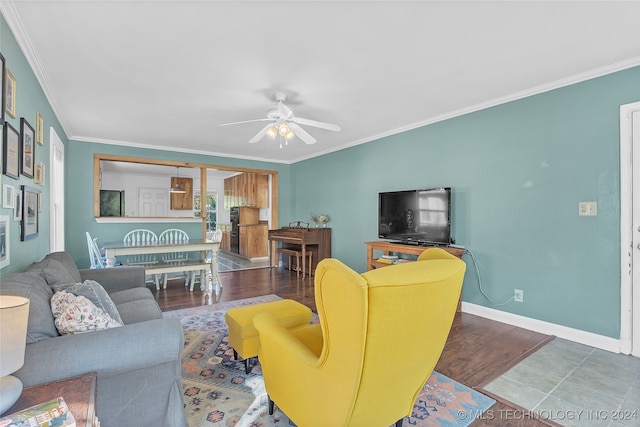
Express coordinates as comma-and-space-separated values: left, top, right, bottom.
249, 123, 275, 144
287, 122, 317, 145
218, 118, 272, 127
290, 116, 341, 132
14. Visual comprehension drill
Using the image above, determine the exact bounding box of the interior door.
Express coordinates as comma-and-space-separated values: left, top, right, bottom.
632, 109, 640, 357
138, 188, 168, 216
620, 101, 640, 357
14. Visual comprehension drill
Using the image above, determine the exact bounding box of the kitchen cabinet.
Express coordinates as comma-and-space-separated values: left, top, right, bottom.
224, 173, 269, 209
170, 177, 193, 210
239, 224, 268, 258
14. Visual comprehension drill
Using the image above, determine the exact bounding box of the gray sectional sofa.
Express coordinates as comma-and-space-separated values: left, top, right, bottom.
0, 252, 187, 427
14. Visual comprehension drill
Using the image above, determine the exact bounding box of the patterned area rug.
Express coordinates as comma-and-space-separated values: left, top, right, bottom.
163, 295, 495, 427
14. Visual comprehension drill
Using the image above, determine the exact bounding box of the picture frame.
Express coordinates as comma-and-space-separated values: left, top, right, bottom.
34, 162, 44, 185
0, 215, 10, 269
35, 112, 44, 145
2, 184, 15, 208
4, 66, 16, 119
0, 53, 5, 124
20, 118, 35, 178
21, 185, 38, 241
3, 122, 20, 179
14, 189, 22, 221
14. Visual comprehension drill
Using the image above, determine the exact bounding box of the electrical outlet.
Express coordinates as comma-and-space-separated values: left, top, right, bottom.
514, 289, 524, 303
578, 201, 597, 216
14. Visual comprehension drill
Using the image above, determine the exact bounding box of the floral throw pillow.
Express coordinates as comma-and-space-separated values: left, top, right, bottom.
52, 280, 123, 325
51, 290, 123, 335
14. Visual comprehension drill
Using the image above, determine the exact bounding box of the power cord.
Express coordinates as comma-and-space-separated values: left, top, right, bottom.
461, 247, 514, 307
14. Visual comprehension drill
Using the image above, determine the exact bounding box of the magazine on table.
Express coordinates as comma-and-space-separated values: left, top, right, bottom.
0, 396, 75, 427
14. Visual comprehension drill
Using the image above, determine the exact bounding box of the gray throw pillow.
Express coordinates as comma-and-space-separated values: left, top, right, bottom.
27, 257, 81, 286
0, 272, 59, 343
52, 280, 123, 325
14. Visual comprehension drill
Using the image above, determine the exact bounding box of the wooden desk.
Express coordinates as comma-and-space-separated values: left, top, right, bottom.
5, 372, 98, 427
365, 241, 466, 311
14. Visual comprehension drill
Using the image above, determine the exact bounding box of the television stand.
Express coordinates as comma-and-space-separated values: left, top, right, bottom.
365, 241, 466, 311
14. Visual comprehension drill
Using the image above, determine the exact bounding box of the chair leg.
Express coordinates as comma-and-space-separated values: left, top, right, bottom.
233, 349, 238, 360
244, 358, 251, 374
187, 271, 196, 292
395, 418, 404, 427
268, 396, 275, 415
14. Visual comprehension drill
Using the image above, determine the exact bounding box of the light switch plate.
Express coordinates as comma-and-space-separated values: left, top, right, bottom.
578, 201, 597, 216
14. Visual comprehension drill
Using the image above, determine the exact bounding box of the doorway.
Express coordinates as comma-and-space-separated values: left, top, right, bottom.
49, 128, 65, 252
620, 101, 640, 356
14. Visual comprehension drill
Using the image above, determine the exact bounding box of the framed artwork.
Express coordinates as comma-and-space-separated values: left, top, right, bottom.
0, 215, 9, 269
2, 184, 15, 208
20, 118, 34, 178
35, 112, 44, 145
1, 53, 5, 124
3, 122, 20, 179
34, 162, 44, 185
21, 185, 38, 241
14, 189, 22, 221
4, 66, 16, 119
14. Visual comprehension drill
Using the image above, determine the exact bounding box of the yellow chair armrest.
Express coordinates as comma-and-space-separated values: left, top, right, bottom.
254, 312, 320, 367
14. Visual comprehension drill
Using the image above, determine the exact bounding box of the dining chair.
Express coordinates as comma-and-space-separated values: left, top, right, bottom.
158, 229, 206, 289
122, 229, 160, 287
85, 231, 105, 269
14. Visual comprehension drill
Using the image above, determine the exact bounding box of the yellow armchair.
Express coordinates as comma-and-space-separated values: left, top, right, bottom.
253, 248, 466, 427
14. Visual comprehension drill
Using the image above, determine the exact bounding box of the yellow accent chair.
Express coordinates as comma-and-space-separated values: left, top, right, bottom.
253, 248, 466, 427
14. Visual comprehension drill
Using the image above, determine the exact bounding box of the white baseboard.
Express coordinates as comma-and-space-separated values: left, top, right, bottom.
461, 302, 621, 353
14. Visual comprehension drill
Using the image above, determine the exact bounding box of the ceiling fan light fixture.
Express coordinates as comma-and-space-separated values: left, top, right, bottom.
278, 123, 290, 136
267, 126, 278, 139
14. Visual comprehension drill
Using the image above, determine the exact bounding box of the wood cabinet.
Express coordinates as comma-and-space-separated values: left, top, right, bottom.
239, 224, 268, 258
170, 177, 193, 210
238, 207, 259, 224
224, 173, 269, 209
220, 230, 230, 251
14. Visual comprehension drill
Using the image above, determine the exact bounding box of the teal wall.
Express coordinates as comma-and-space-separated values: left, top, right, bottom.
3, 9, 640, 339
65, 140, 292, 269
291, 66, 640, 339
0, 15, 69, 275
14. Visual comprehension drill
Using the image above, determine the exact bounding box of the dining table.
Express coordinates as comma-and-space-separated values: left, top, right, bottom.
102, 239, 220, 293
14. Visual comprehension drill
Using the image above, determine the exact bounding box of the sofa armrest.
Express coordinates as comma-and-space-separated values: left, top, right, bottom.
14, 318, 183, 387
79, 266, 146, 293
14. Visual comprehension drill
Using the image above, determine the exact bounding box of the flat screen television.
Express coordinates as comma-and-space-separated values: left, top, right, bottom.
378, 187, 451, 246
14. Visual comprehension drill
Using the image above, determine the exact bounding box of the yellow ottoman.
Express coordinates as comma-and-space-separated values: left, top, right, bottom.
225, 299, 312, 373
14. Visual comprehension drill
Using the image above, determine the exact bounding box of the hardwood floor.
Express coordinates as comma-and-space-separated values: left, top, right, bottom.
154, 267, 552, 426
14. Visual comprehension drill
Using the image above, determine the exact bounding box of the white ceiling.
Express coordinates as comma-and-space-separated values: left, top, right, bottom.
3, 1, 639, 164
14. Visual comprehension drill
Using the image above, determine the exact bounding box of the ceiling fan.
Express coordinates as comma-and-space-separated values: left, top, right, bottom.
218, 92, 341, 145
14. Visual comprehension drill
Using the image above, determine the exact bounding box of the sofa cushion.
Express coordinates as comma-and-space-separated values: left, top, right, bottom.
51, 290, 122, 335
0, 272, 58, 343
27, 254, 81, 286
109, 287, 155, 305
116, 299, 163, 325
53, 280, 123, 325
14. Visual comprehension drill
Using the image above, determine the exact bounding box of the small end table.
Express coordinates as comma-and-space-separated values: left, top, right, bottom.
4, 372, 98, 427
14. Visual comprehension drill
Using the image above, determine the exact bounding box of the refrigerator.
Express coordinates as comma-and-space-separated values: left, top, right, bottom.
100, 190, 125, 217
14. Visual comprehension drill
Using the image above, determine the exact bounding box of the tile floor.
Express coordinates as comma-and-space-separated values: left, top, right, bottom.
217, 251, 270, 272
483, 338, 640, 426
